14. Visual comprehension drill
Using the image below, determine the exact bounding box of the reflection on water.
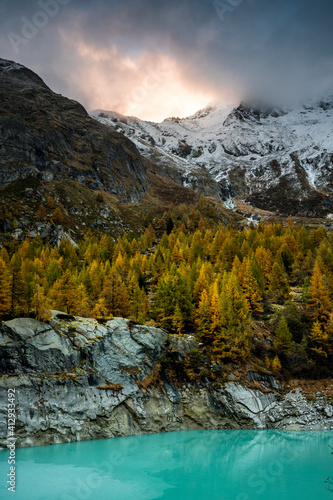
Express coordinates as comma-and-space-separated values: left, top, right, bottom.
0, 430, 332, 500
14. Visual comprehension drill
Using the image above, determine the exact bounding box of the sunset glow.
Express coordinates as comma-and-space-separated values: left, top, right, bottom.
57, 34, 214, 121
2, 0, 332, 121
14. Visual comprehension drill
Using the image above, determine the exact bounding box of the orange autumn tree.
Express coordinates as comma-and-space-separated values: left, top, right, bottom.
212, 273, 252, 361
239, 258, 263, 313
308, 321, 329, 358
307, 262, 332, 324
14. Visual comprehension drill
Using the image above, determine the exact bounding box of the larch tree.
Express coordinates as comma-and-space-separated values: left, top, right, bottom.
31, 278, 51, 322
269, 261, 290, 304
9, 252, 26, 317
209, 280, 222, 334
307, 262, 332, 324
37, 204, 47, 221
195, 289, 212, 344
101, 270, 130, 318
172, 303, 184, 336
271, 356, 282, 371
75, 283, 91, 317
240, 258, 263, 313
0, 257, 12, 318
255, 246, 273, 284
213, 273, 252, 361
193, 262, 213, 300
130, 283, 149, 324
308, 320, 329, 358
52, 207, 64, 224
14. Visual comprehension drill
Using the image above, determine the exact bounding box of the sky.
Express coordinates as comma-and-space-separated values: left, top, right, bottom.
0, 0, 333, 121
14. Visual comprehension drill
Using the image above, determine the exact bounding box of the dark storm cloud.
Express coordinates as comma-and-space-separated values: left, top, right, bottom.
1, 0, 332, 116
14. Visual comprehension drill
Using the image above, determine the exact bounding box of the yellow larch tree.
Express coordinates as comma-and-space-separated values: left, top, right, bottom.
307, 262, 332, 324
0, 257, 12, 318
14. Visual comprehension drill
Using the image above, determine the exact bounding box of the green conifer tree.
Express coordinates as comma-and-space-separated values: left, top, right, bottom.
274, 315, 293, 355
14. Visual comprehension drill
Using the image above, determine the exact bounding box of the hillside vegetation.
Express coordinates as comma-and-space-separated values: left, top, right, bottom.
1, 200, 333, 379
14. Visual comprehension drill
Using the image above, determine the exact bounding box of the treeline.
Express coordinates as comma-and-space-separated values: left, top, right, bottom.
1, 205, 333, 373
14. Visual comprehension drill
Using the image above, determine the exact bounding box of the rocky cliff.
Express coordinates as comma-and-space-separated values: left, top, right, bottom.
0, 314, 332, 449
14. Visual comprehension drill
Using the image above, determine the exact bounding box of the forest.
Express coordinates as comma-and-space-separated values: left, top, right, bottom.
1, 199, 333, 377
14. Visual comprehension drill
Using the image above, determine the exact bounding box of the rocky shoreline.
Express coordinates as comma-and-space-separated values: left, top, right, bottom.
0, 313, 332, 449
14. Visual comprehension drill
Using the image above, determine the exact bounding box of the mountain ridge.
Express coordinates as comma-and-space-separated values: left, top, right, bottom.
91, 96, 333, 217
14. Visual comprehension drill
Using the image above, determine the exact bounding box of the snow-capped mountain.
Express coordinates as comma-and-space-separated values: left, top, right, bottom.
91, 97, 333, 216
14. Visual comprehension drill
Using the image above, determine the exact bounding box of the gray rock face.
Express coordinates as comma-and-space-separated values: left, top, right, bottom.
0, 314, 332, 450
0, 318, 80, 374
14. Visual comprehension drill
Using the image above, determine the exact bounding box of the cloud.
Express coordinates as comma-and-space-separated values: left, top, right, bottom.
0, 0, 332, 119
53, 31, 215, 120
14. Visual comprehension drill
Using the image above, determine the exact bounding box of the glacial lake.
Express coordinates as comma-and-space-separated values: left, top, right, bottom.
0, 429, 332, 500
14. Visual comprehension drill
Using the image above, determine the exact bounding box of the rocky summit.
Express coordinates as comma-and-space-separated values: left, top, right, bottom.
0, 314, 332, 449
92, 97, 333, 218
0, 59, 149, 203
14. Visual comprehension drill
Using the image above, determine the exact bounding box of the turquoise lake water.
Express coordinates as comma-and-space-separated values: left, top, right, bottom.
0, 429, 332, 500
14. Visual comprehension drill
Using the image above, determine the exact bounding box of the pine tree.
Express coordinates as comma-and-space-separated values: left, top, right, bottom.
255, 246, 272, 284
274, 315, 293, 355
91, 298, 108, 319
31, 280, 51, 322
307, 262, 332, 324
196, 289, 212, 344
271, 356, 282, 371
264, 356, 271, 369
101, 270, 130, 318
231, 255, 242, 276
324, 312, 333, 348
269, 261, 290, 304
52, 207, 64, 224
0, 257, 12, 318
15, 200, 22, 218
308, 321, 329, 358
153, 264, 192, 330
172, 303, 184, 336
130, 284, 149, 324
46, 196, 54, 209
75, 283, 91, 317
0, 247, 10, 264
213, 273, 252, 361
9, 253, 27, 316
51, 270, 78, 314
45, 259, 62, 286
37, 204, 47, 221
241, 258, 263, 313
171, 240, 183, 265
193, 264, 210, 304
210, 229, 225, 263
209, 280, 222, 334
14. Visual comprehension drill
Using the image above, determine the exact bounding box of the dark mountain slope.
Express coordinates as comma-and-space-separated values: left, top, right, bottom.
0, 60, 238, 243
0, 59, 149, 203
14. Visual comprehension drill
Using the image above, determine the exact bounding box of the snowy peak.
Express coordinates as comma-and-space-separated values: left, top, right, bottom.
168, 102, 236, 130
91, 96, 333, 217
